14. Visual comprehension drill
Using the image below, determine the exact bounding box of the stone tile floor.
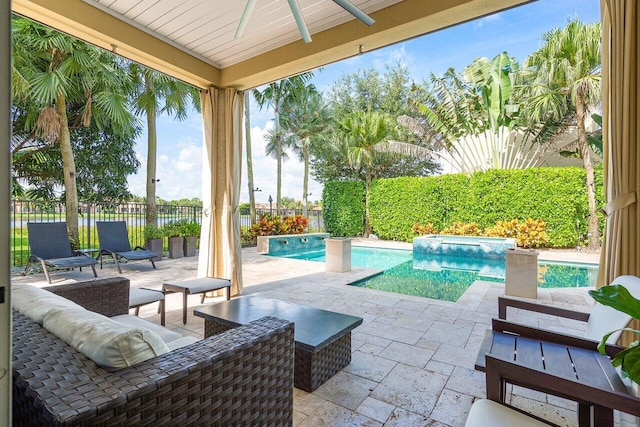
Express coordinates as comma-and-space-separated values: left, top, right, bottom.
15, 240, 635, 426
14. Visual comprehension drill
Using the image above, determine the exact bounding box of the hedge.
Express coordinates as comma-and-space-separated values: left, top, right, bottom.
322, 180, 365, 237
324, 167, 602, 248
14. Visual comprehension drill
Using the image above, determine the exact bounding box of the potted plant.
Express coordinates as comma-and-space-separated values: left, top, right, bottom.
590, 285, 640, 384
143, 224, 164, 261
163, 220, 184, 259
180, 221, 201, 257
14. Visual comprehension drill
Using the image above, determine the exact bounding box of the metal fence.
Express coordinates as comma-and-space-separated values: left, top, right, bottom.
11, 200, 324, 267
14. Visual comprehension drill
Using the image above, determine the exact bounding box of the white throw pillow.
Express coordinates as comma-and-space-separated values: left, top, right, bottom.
12, 284, 83, 324
43, 306, 169, 370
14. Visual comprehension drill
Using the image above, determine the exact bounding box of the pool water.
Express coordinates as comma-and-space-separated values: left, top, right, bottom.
274, 246, 598, 302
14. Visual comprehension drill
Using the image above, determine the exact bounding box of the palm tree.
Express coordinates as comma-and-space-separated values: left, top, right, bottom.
280, 84, 330, 217
520, 19, 602, 250
253, 72, 312, 214
244, 92, 257, 223
130, 64, 200, 228
417, 53, 552, 173
335, 111, 394, 237
12, 17, 135, 246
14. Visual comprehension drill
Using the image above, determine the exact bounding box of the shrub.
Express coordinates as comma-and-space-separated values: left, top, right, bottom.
143, 224, 163, 240
179, 221, 201, 237
283, 214, 308, 234
163, 220, 183, 237
324, 166, 602, 248
441, 221, 483, 236
516, 218, 548, 248
249, 214, 309, 237
322, 181, 365, 237
412, 223, 438, 235
483, 220, 519, 238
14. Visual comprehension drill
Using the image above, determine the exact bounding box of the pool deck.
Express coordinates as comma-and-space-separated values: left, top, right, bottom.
14, 239, 630, 427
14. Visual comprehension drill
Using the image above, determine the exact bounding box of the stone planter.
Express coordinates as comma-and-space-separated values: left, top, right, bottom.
183, 236, 197, 257
505, 248, 539, 299
325, 238, 351, 273
145, 238, 163, 262
168, 236, 184, 259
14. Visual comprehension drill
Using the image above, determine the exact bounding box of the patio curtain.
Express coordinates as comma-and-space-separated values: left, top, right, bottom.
598, 0, 640, 287
197, 87, 244, 296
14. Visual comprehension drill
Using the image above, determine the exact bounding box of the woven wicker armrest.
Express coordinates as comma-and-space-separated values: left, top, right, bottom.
44, 276, 130, 317
13, 313, 294, 426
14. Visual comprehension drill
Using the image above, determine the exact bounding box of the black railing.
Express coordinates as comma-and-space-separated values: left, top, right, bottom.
11, 200, 324, 267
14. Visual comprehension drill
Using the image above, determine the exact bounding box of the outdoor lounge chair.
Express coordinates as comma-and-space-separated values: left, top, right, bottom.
474, 275, 640, 426
97, 221, 157, 273
498, 274, 640, 346
23, 222, 98, 283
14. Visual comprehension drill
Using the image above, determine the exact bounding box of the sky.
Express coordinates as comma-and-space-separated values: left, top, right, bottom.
126, 0, 601, 205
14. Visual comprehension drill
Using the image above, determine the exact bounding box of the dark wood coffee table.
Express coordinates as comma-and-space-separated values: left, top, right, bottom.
195, 296, 363, 392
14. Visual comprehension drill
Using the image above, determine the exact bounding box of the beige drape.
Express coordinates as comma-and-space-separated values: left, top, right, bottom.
598, 1, 640, 345
198, 87, 244, 296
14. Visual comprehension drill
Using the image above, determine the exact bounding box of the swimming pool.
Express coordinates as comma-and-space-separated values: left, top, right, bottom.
272, 246, 598, 302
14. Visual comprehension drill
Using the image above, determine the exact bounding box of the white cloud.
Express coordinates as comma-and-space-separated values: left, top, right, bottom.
473, 12, 503, 30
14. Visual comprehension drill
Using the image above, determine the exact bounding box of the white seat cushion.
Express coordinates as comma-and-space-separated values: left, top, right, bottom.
111, 314, 182, 344
585, 275, 640, 343
43, 307, 169, 370
465, 399, 549, 427
12, 284, 83, 324
129, 288, 164, 307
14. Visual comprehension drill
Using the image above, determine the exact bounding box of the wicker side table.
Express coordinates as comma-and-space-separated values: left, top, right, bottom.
195, 296, 363, 392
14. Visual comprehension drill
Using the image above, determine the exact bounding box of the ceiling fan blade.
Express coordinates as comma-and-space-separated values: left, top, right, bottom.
235, 0, 258, 39
287, 0, 312, 43
332, 0, 375, 26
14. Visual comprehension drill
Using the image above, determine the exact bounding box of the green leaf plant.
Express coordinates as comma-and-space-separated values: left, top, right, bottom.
589, 285, 640, 382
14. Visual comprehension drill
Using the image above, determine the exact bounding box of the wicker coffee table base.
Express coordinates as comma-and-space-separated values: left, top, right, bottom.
205, 319, 352, 392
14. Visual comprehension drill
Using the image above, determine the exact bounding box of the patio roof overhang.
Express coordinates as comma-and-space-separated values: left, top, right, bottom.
12, 0, 533, 90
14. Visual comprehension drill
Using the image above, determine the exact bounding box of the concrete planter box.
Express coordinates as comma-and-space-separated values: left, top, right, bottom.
183, 236, 197, 257
145, 238, 163, 262
505, 248, 539, 299
168, 236, 184, 259
325, 238, 351, 273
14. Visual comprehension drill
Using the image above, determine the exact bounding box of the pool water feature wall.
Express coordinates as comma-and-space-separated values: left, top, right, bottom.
413, 235, 516, 260
257, 233, 330, 256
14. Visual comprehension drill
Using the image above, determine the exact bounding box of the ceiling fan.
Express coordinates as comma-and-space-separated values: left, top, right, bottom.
235, 0, 375, 43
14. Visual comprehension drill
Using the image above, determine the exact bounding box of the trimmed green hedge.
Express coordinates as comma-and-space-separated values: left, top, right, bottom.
324, 167, 602, 248
322, 180, 365, 237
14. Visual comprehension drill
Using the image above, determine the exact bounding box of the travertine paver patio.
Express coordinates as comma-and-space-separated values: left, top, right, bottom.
15, 240, 629, 427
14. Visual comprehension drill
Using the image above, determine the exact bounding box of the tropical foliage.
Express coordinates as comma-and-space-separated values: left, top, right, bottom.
129, 64, 200, 228
253, 72, 313, 215
12, 16, 138, 246
590, 285, 640, 383
518, 19, 602, 250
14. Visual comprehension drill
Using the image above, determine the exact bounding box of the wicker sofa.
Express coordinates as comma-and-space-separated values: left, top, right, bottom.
12, 277, 295, 426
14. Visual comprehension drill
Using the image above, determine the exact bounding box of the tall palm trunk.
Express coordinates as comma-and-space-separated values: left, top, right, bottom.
363, 166, 372, 238
302, 143, 309, 219
245, 93, 256, 223
56, 94, 79, 247
275, 108, 282, 216
576, 90, 600, 250
145, 77, 158, 227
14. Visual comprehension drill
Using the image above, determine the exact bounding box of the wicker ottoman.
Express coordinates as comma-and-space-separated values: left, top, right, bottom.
195, 296, 363, 392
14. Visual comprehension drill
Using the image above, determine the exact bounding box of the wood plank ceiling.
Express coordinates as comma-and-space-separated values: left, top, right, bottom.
83, 0, 402, 68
